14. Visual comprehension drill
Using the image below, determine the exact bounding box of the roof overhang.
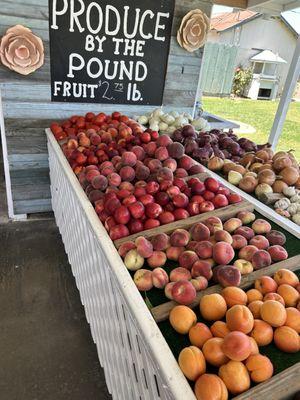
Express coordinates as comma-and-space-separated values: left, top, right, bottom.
213, 0, 300, 15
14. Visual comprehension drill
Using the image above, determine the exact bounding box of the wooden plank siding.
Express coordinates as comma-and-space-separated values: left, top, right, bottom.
0, 0, 212, 217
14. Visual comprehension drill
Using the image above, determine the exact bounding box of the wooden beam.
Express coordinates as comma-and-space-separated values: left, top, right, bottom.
213, 0, 247, 8
268, 35, 300, 150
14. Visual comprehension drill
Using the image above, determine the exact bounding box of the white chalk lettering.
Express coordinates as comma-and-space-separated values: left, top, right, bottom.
53, 81, 62, 95
69, 0, 85, 33
51, 0, 68, 29
86, 2, 103, 34
154, 12, 169, 41
123, 6, 140, 39
139, 10, 154, 39
105, 5, 121, 35
67, 53, 85, 78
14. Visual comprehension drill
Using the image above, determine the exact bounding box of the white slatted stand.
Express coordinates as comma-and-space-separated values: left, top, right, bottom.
46, 128, 195, 400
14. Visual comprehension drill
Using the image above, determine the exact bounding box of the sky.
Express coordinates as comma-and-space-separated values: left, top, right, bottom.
212, 5, 300, 34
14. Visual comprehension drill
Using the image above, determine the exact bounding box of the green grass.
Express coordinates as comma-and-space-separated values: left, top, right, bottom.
202, 97, 300, 161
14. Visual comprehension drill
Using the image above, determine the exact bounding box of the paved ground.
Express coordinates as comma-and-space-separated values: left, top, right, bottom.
0, 147, 111, 400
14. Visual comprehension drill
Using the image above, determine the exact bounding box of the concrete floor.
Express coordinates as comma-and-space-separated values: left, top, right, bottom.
0, 148, 111, 400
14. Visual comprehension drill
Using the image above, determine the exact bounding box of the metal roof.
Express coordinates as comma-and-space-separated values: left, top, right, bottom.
250, 49, 287, 63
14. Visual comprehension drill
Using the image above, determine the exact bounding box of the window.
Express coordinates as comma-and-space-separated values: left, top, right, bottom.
258, 88, 272, 98
263, 63, 277, 76
253, 62, 263, 74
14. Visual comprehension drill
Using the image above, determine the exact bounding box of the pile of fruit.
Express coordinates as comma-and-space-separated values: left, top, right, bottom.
51, 112, 244, 240
169, 269, 300, 399
119, 212, 289, 305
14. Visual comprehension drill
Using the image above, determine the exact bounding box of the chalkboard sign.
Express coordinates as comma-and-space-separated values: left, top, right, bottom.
49, 0, 175, 105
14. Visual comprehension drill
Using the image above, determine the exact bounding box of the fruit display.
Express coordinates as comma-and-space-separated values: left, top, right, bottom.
51, 112, 244, 241
168, 269, 300, 399
135, 108, 211, 134
119, 212, 290, 305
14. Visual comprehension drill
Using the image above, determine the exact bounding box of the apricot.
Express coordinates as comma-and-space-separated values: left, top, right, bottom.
210, 321, 230, 338
250, 319, 273, 346
274, 326, 300, 352
202, 338, 229, 367
246, 289, 263, 303
249, 337, 259, 355
226, 305, 254, 334
260, 300, 287, 327
263, 292, 285, 305
169, 305, 197, 334
194, 374, 228, 400
189, 323, 213, 348
200, 294, 227, 321
178, 346, 206, 381
219, 361, 250, 395
221, 287, 247, 307
285, 307, 300, 333
274, 269, 299, 287
222, 331, 251, 361
245, 354, 274, 382
248, 300, 263, 318
277, 284, 299, 307
255, 276, 278, 295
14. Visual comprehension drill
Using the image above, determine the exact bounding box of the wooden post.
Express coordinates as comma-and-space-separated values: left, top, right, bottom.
268, 35, 300, 150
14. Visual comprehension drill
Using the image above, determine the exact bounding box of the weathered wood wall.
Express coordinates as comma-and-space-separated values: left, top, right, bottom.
0, 0, 212, 217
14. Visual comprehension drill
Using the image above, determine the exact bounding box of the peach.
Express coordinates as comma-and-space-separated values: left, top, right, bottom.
223, 218, 242, 233
274, 326, 300, 352
268, 245, 288, 262
235, 226, 255, 240
250, 319, 273, 346
238, 245, 258, 261
277, 284, 299, 307
252, 250, 272, 270
203, 217, 223, 234
191, 261, 213, 280
232, 235, 247, 250
266, 230, 286, 246
248, 300, 263, 318
245, 354, 274, 383
249, 337, 259, 355
218, 361, 250, 395
164, 282, 175, 300
194, 374, 228, 400
263, 292, 285, 305
237, 211, 256, 225
178, 346, 206, 381
124, 249, 144, 271
295, 283, 300, 294
133, 269, 153, 291
221, 287, 247, 307
189, 323, 213, 348
260, 300, 287, 327
213, 242, 234, 265
152, 267, 169, 289
147, 251, 167, 268
118, 241, 136, 257
172, 280, 197, 305
222, 331, 251, 361
151, 233, 170, 251
170, 229, 190, 247
234, 259, 253, 275
246, 289, 263, 303
190, 223, 210, 242
202, 338, 229, 367
166, 246, 185, 261
167, 142, 185, 159
191, 277, 209, 291
250, 235, 270, 250
179, 251, 199, 270
210, 321, 230, 338
200, 294, 227, 321
214, 230, 233, 244
274, 269, 299, 287
135, 237, 153, 258
255, 276, 278, 295
170, 267, 191, 282
252, 219, 272, 234
195, 241, 213, 260
217, 266, 241, 288
121, 151, 137, 166
285, 307, 300, 333
169, 305, 197, 334
226, 305, 254, 334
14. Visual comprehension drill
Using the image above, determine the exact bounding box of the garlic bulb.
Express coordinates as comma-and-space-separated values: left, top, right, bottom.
283, 186, 296, 197
292, 213, 300, 225
149, 123, 159, 131
290, 194, 300, 203
287, 204, 298, 215
161, 114, 175, 125
192, 117, 211, 131
228, 170, 243, 186
152, 108, 163, 118
274, 198, 290, 210
137, 115, 148, 125
158, 122, 169, 131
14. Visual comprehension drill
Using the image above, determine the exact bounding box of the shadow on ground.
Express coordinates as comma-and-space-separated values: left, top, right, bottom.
0, 219, 111, 400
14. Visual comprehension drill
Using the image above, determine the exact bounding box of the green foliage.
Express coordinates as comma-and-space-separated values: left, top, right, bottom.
232, 66, 253, 96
